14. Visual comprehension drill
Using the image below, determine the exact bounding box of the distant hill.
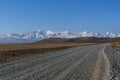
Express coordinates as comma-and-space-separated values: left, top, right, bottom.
35, 37, 120, 44
0, 30, 120, 43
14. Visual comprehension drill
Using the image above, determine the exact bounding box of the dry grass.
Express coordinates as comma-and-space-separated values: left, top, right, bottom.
0, 43, 97, 62
111, 42, 120, 51
0, 43, 96, 50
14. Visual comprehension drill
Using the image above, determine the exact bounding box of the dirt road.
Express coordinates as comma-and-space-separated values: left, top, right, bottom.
0, 44, 120, 80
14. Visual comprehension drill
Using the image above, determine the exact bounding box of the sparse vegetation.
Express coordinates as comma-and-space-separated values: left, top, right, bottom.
111, 42, 120, 51
0, 43, 97, 62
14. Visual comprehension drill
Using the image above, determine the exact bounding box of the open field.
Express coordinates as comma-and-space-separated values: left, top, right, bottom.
0, 43, 97, 50
0, 44, 120, 80
0, 43, 97, 62
112, 42, 120, 51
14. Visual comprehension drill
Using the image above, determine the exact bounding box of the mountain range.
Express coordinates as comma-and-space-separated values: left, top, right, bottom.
0, 30, 120, 43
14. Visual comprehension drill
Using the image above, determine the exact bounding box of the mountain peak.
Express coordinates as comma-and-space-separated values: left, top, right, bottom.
0, 30, 119, 43
46, 30, 55, 35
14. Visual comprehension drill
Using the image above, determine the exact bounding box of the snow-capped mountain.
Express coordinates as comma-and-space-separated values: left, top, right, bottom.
104, 32, 118, 38
0, 30, 120, 43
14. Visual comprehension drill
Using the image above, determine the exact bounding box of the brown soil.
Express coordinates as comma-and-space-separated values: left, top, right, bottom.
0, 43, 97, 62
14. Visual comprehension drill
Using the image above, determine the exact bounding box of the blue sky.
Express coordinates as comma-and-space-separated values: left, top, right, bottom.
0, 0, 120, 34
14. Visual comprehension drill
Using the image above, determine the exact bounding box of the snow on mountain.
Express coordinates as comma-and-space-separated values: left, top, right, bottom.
59, 31, 79, 38
45, 31, 58, 38
0, 30, 119, 43
79, 31, 100, 37
104, 32, 117, 38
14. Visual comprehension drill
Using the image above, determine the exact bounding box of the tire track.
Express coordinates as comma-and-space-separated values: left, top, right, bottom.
102, 47, 111, 80
53, 47, 96, 80
91, 47, 103, 80
91, 46, 111, 80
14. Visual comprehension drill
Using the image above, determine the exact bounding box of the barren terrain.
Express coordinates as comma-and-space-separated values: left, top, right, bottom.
0, 44, 120, 80
0, 43, 96, 62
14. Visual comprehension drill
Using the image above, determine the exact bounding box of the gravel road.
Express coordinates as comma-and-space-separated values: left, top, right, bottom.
0, 44, 120, 80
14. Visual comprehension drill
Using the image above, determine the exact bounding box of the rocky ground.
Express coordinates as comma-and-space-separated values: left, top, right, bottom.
0, 44, 120, 80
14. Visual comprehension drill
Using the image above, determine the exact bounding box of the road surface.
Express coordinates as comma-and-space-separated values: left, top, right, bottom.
0, 44, 120, 80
